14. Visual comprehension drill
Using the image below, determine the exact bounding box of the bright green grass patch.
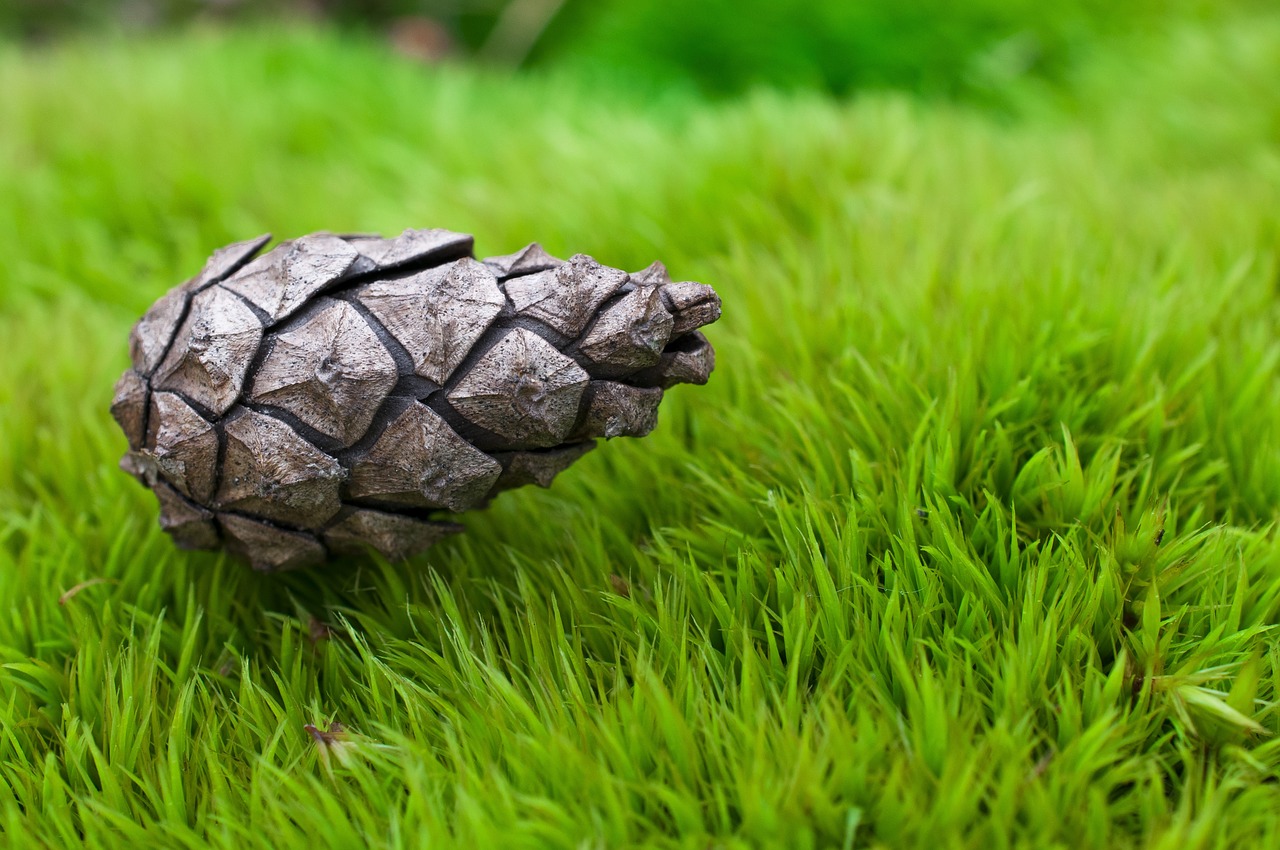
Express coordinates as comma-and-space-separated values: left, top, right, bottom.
1, 15, 1279, 849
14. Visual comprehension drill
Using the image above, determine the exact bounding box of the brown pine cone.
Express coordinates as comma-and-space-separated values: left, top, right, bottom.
110, 229, 720, 571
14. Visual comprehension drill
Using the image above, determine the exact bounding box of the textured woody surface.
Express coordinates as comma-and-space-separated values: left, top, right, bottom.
354, 257, 505, 385
447, 328, 589, 449
147, 391, 219, 503
347, 401, 501, 509
153, 286, 264, 415
112, 228, 720, 571
249, 299, 398, 446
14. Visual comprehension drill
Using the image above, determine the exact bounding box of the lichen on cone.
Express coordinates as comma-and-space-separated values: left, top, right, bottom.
110, 229, 720, 571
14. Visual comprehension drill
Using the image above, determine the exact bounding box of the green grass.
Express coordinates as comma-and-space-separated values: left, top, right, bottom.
2, 12, 1280, 849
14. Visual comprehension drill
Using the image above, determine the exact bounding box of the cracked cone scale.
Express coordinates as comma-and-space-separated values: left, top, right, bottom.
111, 229, 720, 571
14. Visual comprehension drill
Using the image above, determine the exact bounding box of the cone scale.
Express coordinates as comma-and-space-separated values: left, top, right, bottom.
111, 229, 720, 571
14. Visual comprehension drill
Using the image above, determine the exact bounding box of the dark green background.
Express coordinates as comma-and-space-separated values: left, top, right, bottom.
1, 0, 1258, 100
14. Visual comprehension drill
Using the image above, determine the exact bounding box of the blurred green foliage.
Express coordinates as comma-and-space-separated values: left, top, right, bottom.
548, 0, 1267, 97
0, 1, 482, 40
0, 0, 1264, 99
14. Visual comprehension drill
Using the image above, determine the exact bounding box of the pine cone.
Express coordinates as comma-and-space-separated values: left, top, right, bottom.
110, 229, 720, 571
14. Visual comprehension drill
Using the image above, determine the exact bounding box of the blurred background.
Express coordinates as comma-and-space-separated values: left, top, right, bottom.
1, 0, 1264, 101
